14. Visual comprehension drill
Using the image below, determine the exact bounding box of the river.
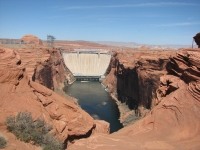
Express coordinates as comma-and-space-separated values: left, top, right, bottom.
65, 81, 123, 133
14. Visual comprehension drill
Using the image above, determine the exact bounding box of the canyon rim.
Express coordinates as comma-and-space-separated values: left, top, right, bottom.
0, 34, 200, 150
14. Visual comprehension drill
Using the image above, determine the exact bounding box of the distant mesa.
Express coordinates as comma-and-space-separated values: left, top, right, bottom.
138, 46, 150, 50
21, 34, 43, 45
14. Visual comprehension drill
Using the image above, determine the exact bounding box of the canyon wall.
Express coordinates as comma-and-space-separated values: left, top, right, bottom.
69, 48, 200, 150
15, 46, 76, 101
2, 38, 200, 150
0, 46, 109, 149
103, 50, 173, 125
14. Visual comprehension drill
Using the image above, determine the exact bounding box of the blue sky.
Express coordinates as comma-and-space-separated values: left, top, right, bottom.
0, 0, 199, 45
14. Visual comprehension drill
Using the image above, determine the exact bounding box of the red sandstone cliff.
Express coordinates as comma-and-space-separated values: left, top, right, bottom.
0, 46, 109, 149
0, 47, 94, 145
103, 50, 174, 125
14, 45, 76, 102
1, 37, 200, 150
69, 48, 200, 150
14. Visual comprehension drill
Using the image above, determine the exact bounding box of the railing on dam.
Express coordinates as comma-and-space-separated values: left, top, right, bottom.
62, 49, 111, 54
62, 50, 111, 79
68, 49, 112, 55
75, 76, 100, 81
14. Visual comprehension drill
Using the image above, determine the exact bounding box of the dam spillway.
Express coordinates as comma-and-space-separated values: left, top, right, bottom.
62, 50, 111, 80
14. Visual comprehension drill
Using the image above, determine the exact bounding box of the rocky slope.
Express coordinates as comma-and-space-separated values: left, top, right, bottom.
1, 36, 200, 150
69, 48, 200, 149
0, 46, 109, 149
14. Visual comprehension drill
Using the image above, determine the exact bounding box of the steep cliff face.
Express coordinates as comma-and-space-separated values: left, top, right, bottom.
33, 58, 54, 89
103, 50, 173, 125
0, 47, 95, 144
33, 49, 67, 90
15, 46, 76, 102
69, 48, 200, 150
18, 34, 73, 91
49, 49, 75, 89
0, 46, 110, 149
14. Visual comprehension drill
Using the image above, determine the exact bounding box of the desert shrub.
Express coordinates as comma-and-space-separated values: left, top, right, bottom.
0, 136, 7, 149
42, 134, 63, 150
5, 111, 63, 150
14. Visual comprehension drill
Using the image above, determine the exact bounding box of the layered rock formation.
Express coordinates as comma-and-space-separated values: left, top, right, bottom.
21, 34, 43, 45
1, 36, 200, 150
0, 48, 94, 141
0, 47, 109, 149
167, 49, 200, 82
69, 48, 200, 150
15, 45, 75, 101
103, 50, 174, 125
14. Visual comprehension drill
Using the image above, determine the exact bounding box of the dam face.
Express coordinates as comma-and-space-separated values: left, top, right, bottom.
63, 50, 111, 80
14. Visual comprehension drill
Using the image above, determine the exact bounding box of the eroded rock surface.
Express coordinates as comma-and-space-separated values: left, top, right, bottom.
0, 47, 96, 149
70, 48, 200, 150
15, 45, 76, 102
103, 50, 174, 125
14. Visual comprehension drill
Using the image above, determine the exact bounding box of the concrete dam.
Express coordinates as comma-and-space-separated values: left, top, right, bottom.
62, 50, 111, 80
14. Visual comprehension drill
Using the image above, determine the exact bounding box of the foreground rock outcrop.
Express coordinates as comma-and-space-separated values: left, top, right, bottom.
0, 47, 101, 149
69, 48, 200, 150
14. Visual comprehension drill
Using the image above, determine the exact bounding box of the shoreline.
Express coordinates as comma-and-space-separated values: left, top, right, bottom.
101, 82, 139, 126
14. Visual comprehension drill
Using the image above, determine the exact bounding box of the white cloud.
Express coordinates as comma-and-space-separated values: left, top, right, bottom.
52, 2, 199, 10
152, 22, 200, 27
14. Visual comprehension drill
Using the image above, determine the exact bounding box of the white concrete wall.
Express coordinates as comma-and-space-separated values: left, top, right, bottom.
63, 53, 111, 76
